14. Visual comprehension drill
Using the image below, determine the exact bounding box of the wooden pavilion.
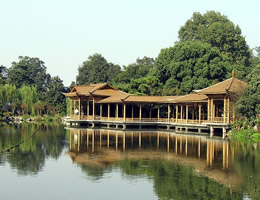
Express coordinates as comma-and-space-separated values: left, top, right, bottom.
63, 72, 247, 137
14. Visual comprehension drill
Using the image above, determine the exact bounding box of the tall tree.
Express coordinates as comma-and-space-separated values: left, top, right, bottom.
7, 56, 51, 99
154, 41, 231, 94
178, 11, 251, 78
76, 54, 121, 85
45, 76, 67, 114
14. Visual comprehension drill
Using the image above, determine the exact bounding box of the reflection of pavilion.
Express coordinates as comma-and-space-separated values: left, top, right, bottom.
69, 129, 232, 169
68, 128, 242, 187
64, 72, 247, 138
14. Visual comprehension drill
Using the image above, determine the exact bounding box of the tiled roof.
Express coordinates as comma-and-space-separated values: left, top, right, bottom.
196, 77, 247, 95
97, 91, 129, 103
172, 93, 208, 103
124, 96, 179, 103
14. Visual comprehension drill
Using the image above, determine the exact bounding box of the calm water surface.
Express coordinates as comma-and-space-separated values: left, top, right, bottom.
0, 123, 259, 200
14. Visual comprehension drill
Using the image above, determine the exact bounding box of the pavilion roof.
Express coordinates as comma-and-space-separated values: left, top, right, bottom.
196, 77, 247, 95
172, 93, 208, 103
97, 91, 129, 103
63, 83, 118, 97
124, 96, 179, 103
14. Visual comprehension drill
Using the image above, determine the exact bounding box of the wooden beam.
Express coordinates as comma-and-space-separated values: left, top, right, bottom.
116, 104, 118, 120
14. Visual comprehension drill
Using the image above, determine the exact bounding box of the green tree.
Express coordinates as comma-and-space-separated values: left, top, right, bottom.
155, 41, 231, 94
76, 54, 121, 85
19, 85, 38, 115
7, 56, 51, 99
45, 76, 67, 114
178, 11, 251, 78
236, 64, 260, 119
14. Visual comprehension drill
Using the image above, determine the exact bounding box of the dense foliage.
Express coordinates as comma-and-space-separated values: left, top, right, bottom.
178, 11, 251, 78
0, 56, 67, 118
76, 54, 121, 85
154, 41, 231, 94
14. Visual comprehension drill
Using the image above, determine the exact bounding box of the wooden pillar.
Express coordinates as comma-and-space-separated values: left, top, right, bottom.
100, 104, 102, 118
79, 99, 81, 119
70, 99, 72, 117
116, 104, 119, 120
73, 100, 75, 117
186, 105, 188, 123
87, 99, 89, 117
149, 104, 152, 119
93, 98, 95, 120
157, 104, 160, 121
139, 103, 142, 121
208, 97, 210, 122
227, 97, 230, 124
181, 105, 183, 122
123, 103, 126, 122
108, 103, 110, 120
199, 104, 202, 124
168, 104, 170, 122
211, 98, 214, 122
176, 105, 178, 123
131, 103, 134, 121
223, 96, 226, 123
192, 106, 195, 120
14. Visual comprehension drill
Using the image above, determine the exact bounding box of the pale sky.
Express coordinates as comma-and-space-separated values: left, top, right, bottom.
1, 0, 259, 86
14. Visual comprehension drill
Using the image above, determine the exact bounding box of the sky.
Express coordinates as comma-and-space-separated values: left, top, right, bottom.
1, 0, 260, 86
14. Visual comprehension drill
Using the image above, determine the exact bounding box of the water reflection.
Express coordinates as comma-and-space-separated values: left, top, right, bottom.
0, 123, 67, 175
68, 128, 260, 200
0, 124, 259, 200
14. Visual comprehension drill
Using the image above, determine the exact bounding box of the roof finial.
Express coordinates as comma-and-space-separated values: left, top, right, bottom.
232, 70, 235, 78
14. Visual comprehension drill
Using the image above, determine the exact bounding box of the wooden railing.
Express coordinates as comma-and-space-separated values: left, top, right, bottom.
70, 114, 227, 124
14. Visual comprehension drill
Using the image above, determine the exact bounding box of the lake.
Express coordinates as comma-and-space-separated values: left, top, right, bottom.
0, 123, 259, 200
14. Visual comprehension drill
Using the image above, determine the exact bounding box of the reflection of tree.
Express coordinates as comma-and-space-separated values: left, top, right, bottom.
116, 159, 243, 200
0, 123, 67, 175
231, 142, 260, 200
